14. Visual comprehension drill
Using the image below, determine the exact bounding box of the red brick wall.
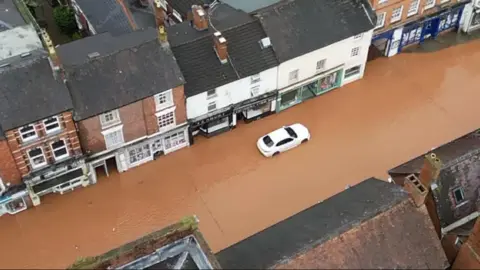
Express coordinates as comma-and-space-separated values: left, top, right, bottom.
5, 111, 82, 178
0, 139, 21, 185
77, 100, 148, 154
143, 97, 157, 136
173, 85, 187, 124
453, 219, 480, 269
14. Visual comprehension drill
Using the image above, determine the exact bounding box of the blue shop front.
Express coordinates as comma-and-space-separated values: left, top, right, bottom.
371, 2, 466, 58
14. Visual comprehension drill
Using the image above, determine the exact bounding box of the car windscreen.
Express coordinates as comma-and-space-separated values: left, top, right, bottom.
284, 127, 298, 138
262, 135, 274, 147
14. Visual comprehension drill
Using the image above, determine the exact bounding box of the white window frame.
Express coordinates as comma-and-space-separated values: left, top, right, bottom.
251, 85, 260, 97
206, 89, 217, 99
101, 125, 125, 149
316, 59, 326, 72
452, 187, 466, 204
155, 106, 177, 132
375, 12, 386, 29
43, 116, 61, 135
28, 147, 47, 169
351, 46, 361, 57
344, 65, 362, 79
289, 69, 299, 84
407, 0, 420, 17
18, 124, 38, 143
390, 6, 404, 23
163, 130, 187, 152
424, 0, 436, 9
208, 101, 217, 112
50, 139, 69, 161
251, 73, 261, 84
100, 110, 121, 129
154, 89, 174, 111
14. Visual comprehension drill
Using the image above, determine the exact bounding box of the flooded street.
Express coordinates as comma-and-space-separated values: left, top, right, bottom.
2, 41, 480, 268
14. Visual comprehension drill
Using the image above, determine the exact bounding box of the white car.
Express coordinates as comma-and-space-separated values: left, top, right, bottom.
257, 123, 310, 157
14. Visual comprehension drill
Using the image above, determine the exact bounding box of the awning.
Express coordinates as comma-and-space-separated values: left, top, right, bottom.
233, 93, 277, 113
190, 107, 233, 129
32, 168, 84, 194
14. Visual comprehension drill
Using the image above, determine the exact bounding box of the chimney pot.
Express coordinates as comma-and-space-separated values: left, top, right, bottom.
404, 174, 428, 207
192, 5, 208, 31
419, 152, 443, 187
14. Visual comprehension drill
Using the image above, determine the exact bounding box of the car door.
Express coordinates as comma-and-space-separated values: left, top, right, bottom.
276, 138, 294, 152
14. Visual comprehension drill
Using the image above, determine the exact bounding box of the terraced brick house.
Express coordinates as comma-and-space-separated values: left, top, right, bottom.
369, 0, 469, 58
0, 25, 94, 214
57, 27, 189, 177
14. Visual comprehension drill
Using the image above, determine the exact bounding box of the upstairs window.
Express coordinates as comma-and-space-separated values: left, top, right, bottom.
351, 47, 361, 57
103, 126, 124, 149
251, 73, 261, 84
375, 12, 386, 29
19, 124, 37, 143
289, 69, 299, 84
407, 0, 420, 17
28, 147, 47, 169
452, 187, 466, 205
100, 110, 121, 128
390, 6, 404, 23
43, 116, 61, 134
425, 0, 436, 9
208, 101, 217, 112
154, 90, 174, 111
316, 59, 326, 72
207, 89, 217, 99
51, 139, 69, 161
353, 34, 363, 40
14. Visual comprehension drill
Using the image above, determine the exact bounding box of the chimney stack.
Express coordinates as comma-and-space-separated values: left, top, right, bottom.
153, 0, 166, 27
213, 31, 228, 64
419, 153, 443, 187
404, 174, 428, 207
191, 5, 208, 31
158, 25, 168, 46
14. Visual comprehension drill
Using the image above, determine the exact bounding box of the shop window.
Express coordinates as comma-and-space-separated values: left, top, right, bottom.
28, 147, 47, 169
43, 116, 61, 134
390, 6, 403, 23
154, 90, 173, 111
251, 74, 261, 84
207, 89, 217, 99
351, 47, 360, 57
316, 59, 326, 72
157, 110, 176, 131
375, 12, 386, 29
288, 69, 299, 84
208, 101, 217, 112
280, 90, 298, 106
103, 126, 124, 149
452, 187, 465, 205
100, 110, 121, 128
424, 0, 435, 9
5, 198, 27, 215
344, 65, 361, 79
164, 131, 186, 151
51, 139, 69, 161
128, 144, 151, 164
407, 0, 420, 17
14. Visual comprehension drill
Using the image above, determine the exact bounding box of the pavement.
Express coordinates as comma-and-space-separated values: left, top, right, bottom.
1, 40, 480, 269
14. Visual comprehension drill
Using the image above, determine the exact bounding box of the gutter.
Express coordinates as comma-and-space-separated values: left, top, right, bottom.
441, 211, 480, 235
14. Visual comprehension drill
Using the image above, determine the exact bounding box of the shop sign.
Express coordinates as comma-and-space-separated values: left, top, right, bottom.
190, 108, 233, 128
233, 94, 277, 113
401, 25, 423, 47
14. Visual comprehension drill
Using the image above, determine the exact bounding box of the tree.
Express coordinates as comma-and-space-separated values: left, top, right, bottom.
53, 6, 77, 36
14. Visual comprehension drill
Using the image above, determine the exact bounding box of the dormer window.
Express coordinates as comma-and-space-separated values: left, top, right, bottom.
43, 116, 61, 134
154, 90, 174, 111
100, 110, 121, 129
19, 124, 37, 143
207, 89, 217, 99
452, 187, 465, 205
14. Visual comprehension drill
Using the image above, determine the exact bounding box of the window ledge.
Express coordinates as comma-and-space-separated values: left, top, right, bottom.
155, 106, 176, 117
455, 200, 469, 209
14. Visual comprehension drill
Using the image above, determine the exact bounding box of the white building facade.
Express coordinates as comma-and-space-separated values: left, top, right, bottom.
275, 30, 374, 112
460, 0, 480, 33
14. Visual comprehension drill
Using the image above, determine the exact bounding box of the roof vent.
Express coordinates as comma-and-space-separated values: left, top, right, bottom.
88, 52, 100, 59
259, 37, 271, 49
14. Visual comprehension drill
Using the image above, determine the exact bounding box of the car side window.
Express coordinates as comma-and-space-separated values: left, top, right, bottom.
277, 138, 294, 147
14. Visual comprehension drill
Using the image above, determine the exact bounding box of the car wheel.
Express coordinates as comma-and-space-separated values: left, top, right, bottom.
301, 138, 309, 144
272, 152, 280, 157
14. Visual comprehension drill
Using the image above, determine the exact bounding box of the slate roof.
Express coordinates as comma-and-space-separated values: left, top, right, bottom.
256, 0, 376, 63
74, 0, 137, 35
67, 216, 221, 270
57, 28, 185, 121
169, 0, 212, 19
168, 3, 278, 97
0, 0, 26, 32
216, 178, 449, 269
0, 52, 73, 131
388, 130, 480, 229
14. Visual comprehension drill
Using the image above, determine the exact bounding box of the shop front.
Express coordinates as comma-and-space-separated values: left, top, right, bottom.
234, 91, 277, 123
26, 158, 92, 205
277, 67, 343, 112
371, 2, 466, 57
0, 185, 29, 217
190, 106, 234, 138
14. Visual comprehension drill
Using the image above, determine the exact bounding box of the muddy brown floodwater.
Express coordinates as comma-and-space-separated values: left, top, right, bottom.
1, 41, 480, 269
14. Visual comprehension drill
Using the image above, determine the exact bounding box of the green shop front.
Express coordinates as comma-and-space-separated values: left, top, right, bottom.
277, 66, 344, 112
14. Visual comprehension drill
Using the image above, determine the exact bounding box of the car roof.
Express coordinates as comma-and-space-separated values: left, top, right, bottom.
268, 127, 289, 142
